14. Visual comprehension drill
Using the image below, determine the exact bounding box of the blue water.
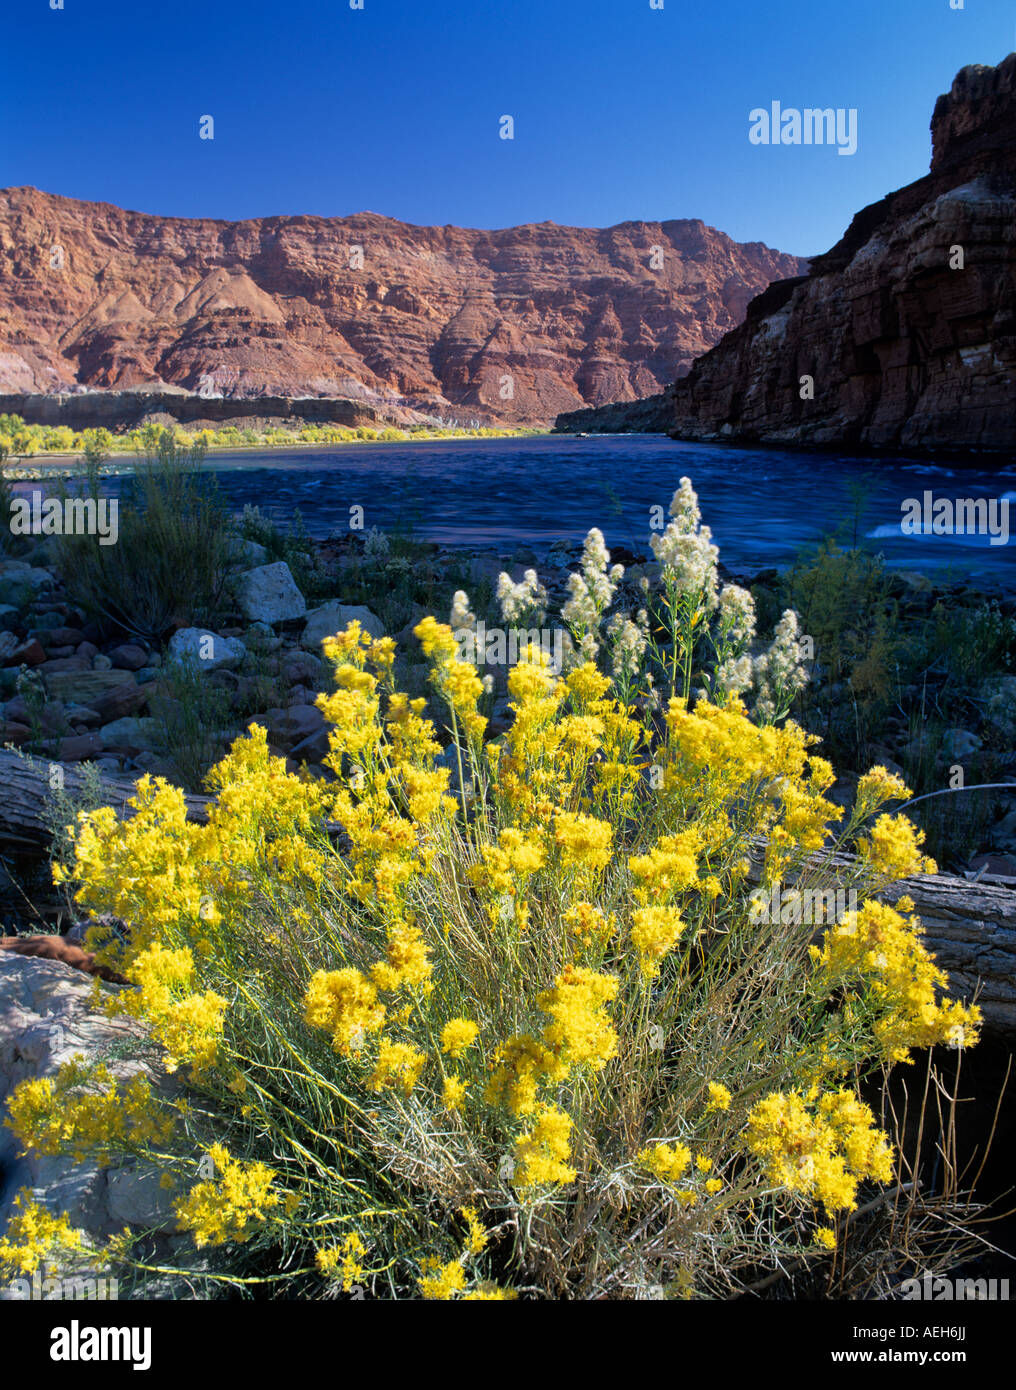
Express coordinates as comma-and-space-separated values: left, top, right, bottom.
24, 435, 1016, 587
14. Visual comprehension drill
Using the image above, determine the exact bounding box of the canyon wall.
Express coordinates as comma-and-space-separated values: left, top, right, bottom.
0, 191, 803, 427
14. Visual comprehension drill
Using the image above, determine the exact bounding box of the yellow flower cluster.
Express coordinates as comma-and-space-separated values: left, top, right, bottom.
414, 616, 487, 742
370, 918, 433, 993
705, 1082, 732, 1112
485, 1035, 566, 1117
562, 901, 615, 949
460, 1205, 488, 1255
441, 1018, 479, 1058
119, 943, 226, 1077
443, 1075, 468, 1110
638, 1142, 691, 1183
630, 830, 701, 899
175, 1143, 281, 1247
304, 968, 385, 1054
487, 965, 617, 1122
554, 810, 613, 876
316, 1231, 367, 1290
368, 1038, 427, 1096
747, 1088, 894, 1214
856, 814, 937, 881
537, 965, 618, 1071
854, 765, 912, 816
0, 1190, 86, 1276
469, 826, 546, 922
811, 899, 981, 1062
630, 905, 686, 978
418, 1255, 467, 1299
6, 1060, 173, 1163
514, 1103, 577, 1187
415, 1203, 510, 1299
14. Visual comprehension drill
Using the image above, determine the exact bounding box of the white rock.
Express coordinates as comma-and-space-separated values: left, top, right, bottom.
0, 954, 175, 1266
301, 601, 384, 652
235, 562, 306, 625
168, 626, 247, 671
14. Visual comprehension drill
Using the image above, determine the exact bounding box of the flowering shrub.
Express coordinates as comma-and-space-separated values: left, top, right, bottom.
0, 481, 982, 1299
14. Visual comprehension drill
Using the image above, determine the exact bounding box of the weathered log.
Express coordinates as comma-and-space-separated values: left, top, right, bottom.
0, 748, 212, 861
1, 749, 1014, 1032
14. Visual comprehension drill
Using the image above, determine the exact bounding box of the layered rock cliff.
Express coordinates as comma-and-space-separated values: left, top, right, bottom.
660, 55, 1016, 452
0, 190, 803, 426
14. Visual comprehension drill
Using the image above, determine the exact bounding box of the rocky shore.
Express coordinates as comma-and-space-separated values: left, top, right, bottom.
2, 532, 1014, 904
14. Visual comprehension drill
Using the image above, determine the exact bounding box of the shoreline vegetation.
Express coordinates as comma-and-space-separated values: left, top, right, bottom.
0, 415, 544, 480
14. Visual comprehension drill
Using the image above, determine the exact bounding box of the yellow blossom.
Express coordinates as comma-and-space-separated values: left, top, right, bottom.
441, 1018, 479, 1058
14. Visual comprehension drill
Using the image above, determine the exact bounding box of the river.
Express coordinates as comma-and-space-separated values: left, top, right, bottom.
19, 435, 1016, 587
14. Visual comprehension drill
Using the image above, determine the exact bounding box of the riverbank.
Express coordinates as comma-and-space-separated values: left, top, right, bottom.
0, 419, 543, 481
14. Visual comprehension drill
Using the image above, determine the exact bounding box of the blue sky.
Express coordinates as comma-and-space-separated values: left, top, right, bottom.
1, 0, 1012, 256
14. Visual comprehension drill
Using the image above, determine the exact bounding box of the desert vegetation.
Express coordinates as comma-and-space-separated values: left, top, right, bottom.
0, 478, 992, 1300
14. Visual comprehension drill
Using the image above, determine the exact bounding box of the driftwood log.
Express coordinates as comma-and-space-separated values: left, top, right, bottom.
1, 749, 1014, 1033
0, 750, 213, 858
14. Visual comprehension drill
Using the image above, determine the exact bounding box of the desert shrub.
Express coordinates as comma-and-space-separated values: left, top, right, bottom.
0, 479, 984, 1300
54, 428, 231, 644
148, 658, 235, 793
781, 540, 901, 760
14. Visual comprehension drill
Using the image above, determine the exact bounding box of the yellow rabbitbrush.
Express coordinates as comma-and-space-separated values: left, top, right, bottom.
1, 499, 983, 1300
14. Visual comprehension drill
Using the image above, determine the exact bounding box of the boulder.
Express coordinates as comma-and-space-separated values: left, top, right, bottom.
37, 654, 92, 674
301, 601, 384, 652
225, 537, 269, 567
942, 728, 982, 760
984, 676, 1016, 739
28, 627, 86, 648
255, 703, 326, 752
235, 562, 306, 625
0, 638, 46, 669
99, 717, 161, 753
167, 627, 247, 672
0, 953, 181, 1294
290, 726, 331, 764
45, 669, 137, 706
89, 680, 148, 724
108, 643, 149, 672
40, 732, 103, 762
0, 565, 55, 607
282, 651, 325, 687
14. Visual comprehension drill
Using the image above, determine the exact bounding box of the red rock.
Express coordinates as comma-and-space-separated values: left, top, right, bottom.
0, 190, 804, 425
0, 719, 32, 744
28, 626, 86, 647
40, 732, 103, 761
254, 704, 325, 752
108, 643, 149, 671
2, 696, 67, 732
664, 56, 1016, 452
89, 681, 149, 723
0, 934, 128, 984
0, 638, 46, 668
38, 655, 92, 674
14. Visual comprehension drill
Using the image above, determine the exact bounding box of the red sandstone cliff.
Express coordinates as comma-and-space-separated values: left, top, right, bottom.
0, 191, 803, 426
661, 55, 1016, 452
